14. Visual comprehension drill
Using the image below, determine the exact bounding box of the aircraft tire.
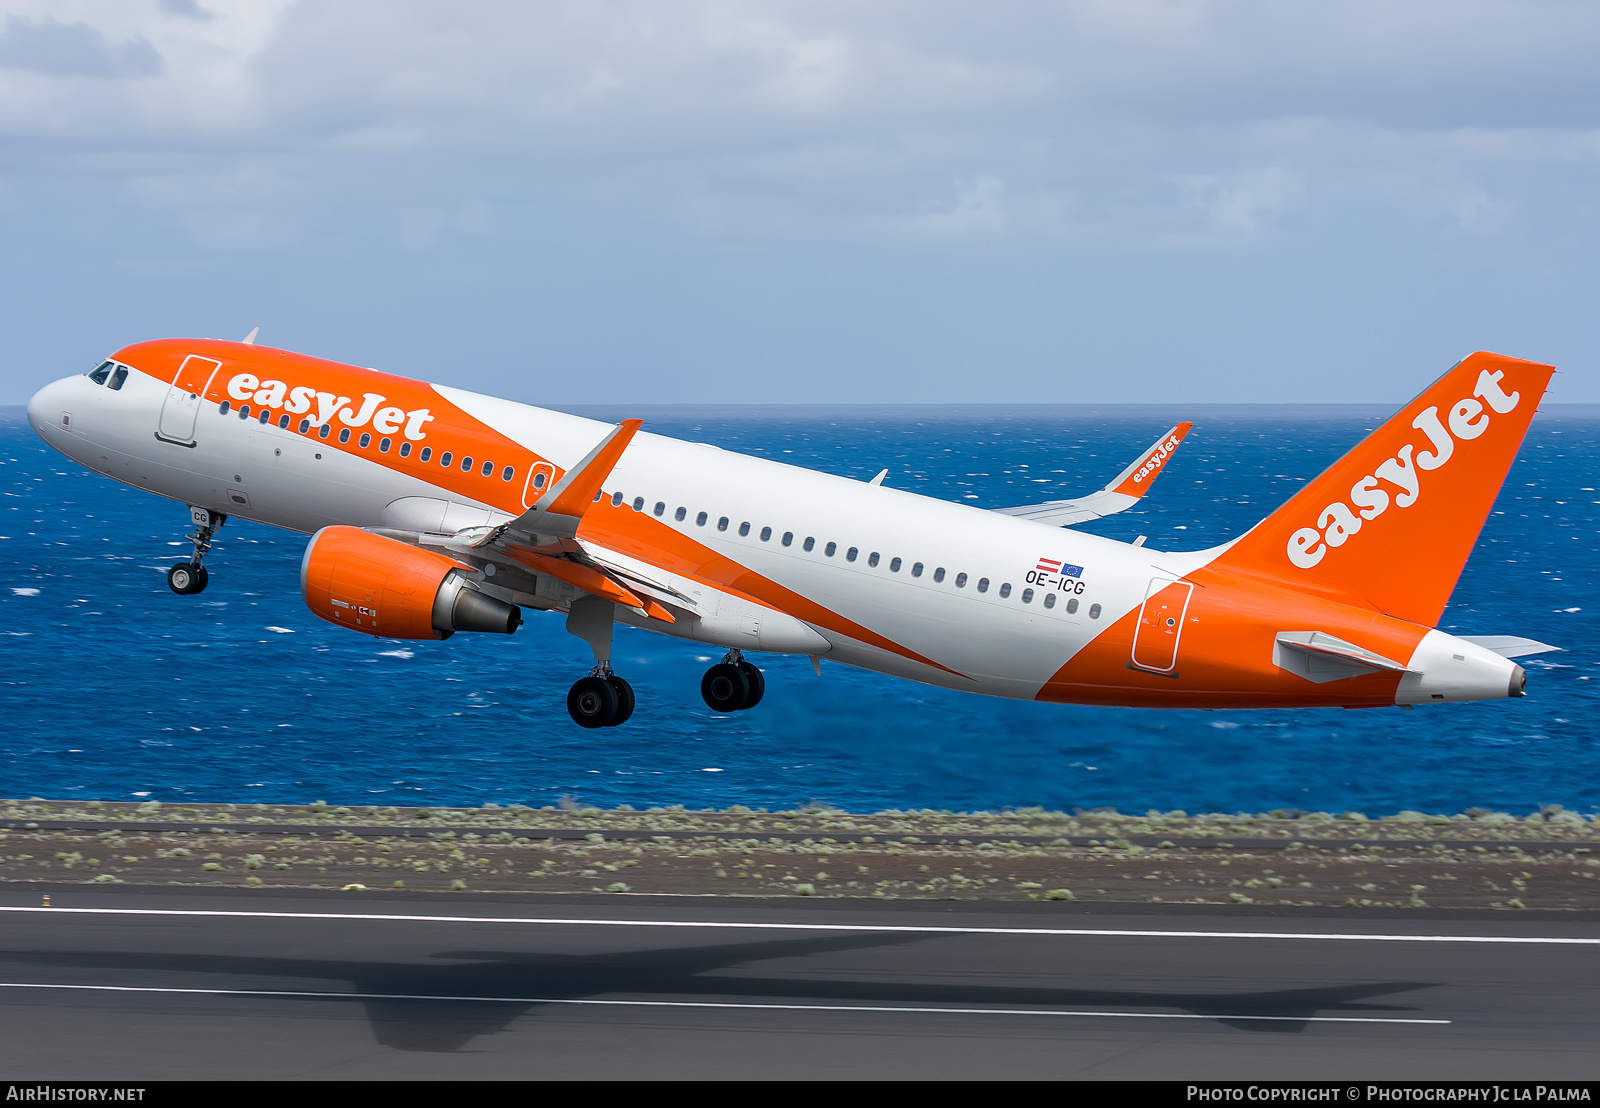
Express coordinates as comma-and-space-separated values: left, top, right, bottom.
736, 662, 764, 710
567, 675, 618, 729
700, 663, 749, 714
606, 675, 635, 727
167, 563, 207, 595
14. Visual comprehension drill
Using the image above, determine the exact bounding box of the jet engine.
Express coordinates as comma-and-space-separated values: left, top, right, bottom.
300, 525, 521, 640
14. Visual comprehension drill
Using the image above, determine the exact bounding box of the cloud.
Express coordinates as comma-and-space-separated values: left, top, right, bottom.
0, 16, 161, 79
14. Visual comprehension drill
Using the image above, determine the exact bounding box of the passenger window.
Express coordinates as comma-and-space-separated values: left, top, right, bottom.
259, 410, 271, 424
278, 415, 289, 429
319, 424, 331, 440
239, 405, 251, 420
868, 552, 880, 567
977, 578, 989, 593
654, 502, 666, 517
824, 541, 836, 556
108, 367, 128, 391
933, 567, 945, 583
782, 532, 794, 547
760, 527, 772, 541
675, 507, 687, 522
482, 460, 494, 477
717, 517, 729, 532
1043, 592, 1056, 609
612, 492, 624, 506
889, 557, 902, 572
911, 562, 923, 578
503, 466, 515, 481
380, 438, 392, 453
360, 432, 371, 447
440, 451, 452, 466
1021, 588, 1033, 603
462, 456, 473, 471
400, 442, 412, 458
220, 401, 231, 415
803, 537, 815, 552
1089, 603, 1102, 619
419, 446, 431, 462
88, 362, 114, 385
846, 547, 858, 562
297, 418, 309, 433
1066, 597, 1079, 614
632, 496, 644, 511
739, 522, 751, 537
340, 428, 352, 443
955, 572, 967, 587
999, 583, 1012, 598
696, 511, 708, 526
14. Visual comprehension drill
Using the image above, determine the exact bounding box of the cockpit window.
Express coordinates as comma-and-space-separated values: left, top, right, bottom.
88, 361, 114, 385
107, 367, 128, 391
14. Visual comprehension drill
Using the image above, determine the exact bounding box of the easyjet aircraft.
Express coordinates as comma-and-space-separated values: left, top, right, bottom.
26, 339, 1556, 727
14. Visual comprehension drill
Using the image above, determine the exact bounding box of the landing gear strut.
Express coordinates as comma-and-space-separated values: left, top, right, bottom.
168, 506, 224, 596
701, 649, 764, 713
564, 595, 636, 728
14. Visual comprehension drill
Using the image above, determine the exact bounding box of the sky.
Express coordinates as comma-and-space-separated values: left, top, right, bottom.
0, 1, 1597, 406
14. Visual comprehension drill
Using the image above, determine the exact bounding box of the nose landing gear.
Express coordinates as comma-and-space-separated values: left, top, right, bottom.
168, 506, 224, 595
701, 649, 765, 713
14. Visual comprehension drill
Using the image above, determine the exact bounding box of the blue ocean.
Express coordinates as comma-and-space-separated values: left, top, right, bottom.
2, 403, 1596, 817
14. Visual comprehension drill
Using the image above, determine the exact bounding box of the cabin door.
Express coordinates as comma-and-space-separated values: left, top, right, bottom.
1130, 577, 1193, 674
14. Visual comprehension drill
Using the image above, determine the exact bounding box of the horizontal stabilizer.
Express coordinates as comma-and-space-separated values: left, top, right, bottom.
996, 421, 1192, 527
1458, 635, 1560, 659
1273, 630, 1410, 684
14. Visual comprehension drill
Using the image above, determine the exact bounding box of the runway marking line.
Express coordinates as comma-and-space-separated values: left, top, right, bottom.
0, 980, 1450, 1024
0, 905, 1596, 945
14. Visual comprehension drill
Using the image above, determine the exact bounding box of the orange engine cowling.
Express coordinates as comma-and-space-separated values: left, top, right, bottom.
300, 526, 522, 640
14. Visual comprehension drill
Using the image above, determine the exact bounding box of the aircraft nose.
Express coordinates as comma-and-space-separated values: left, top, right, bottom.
27, 376, 74, 438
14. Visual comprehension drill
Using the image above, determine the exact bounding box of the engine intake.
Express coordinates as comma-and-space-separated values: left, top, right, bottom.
301, 525, 521, 640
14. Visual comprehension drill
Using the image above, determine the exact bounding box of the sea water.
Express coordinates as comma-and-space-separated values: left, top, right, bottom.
1, 403, 1596, 816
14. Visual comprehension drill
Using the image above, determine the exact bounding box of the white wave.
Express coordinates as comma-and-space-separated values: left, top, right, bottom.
264, 626, 295, 634
10, 587, 39, 596
379, 649, 415, 659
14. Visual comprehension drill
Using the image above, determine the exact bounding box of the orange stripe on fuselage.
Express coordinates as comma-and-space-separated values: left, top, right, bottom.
115, 338, 551, 519
1036, 566, 1429, 708
580, 505, 968, 678
118, 339, 961, 676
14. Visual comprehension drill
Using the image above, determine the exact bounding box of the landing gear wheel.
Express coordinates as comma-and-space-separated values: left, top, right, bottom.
701, 663, 750, 714
568, 675, 619, 729
736, 661, 765, 710
167, 563, 207, 595
606, 675, 635, 727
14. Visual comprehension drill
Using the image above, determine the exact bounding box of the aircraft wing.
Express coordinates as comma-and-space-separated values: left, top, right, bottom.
994, 421, 1192, 527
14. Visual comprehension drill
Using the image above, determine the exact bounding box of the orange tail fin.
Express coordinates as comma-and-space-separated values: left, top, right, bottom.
1208, 352, 1554, 627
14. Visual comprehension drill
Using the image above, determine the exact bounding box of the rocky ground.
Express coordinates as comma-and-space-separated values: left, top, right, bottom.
4, 797, 1600, 910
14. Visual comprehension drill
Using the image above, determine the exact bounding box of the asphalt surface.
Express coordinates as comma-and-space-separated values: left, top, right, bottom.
0, 887, 1596, 1079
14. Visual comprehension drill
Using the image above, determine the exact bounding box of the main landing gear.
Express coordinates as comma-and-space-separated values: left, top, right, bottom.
564, 595, 636, 729
559, 597, 768, 727
168, 506, 224, 596
701, 649, 765, 714
567, 667, 636, 730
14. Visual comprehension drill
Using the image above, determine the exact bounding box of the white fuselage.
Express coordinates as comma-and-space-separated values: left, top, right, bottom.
27, 363, 1213, 699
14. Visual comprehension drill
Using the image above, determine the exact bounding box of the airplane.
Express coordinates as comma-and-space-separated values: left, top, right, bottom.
26, 338, 1557, 728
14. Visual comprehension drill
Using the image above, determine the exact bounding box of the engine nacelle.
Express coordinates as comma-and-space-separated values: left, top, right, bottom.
300, 526, 521, 640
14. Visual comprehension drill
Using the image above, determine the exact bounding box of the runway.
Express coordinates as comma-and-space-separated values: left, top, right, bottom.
0, 889, 1596, 1079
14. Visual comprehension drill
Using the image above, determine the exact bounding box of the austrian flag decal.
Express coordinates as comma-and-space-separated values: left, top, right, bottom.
1036, 557, 1083, 578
